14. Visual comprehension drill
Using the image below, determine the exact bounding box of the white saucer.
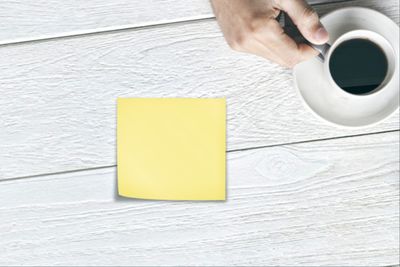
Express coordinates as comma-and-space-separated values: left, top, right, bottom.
293, 7, 399, 128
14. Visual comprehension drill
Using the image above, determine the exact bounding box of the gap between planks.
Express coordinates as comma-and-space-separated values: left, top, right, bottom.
0, 17, 215, 47
1, 129, 398, 184
0, 0, 351, 47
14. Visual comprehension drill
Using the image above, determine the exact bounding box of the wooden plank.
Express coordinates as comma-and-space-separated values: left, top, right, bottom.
1, 0, 399, 180
0, 132, 398, 266
0, 0, 350, 45
0, 0, 211, 45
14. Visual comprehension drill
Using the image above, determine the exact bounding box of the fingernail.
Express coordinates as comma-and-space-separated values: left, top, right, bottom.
314, 26, 329, 43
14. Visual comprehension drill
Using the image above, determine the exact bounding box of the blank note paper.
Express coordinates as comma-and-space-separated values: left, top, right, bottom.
117, 98, 226, 200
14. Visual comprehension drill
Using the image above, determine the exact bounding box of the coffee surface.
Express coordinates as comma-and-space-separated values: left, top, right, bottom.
329, 38, 388, 95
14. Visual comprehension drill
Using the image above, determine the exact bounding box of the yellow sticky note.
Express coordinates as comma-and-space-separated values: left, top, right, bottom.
117, 98, 226, 200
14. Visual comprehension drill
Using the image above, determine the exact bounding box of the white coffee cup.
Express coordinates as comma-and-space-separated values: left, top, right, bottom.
323, 29, 396, 98
293, 7, 399, 128
303, 29, 399, 128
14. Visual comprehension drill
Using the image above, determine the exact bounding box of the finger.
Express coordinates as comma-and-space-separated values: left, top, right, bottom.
253, 19, 318, 67
278, 0, 329, 45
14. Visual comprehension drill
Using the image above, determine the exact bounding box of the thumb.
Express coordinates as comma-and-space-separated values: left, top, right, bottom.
278, 0, 329, 45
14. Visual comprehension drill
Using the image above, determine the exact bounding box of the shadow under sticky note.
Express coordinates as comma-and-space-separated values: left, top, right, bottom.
117, 98, 226, 200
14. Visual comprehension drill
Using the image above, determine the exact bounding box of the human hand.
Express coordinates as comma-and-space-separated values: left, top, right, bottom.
211, 0, 329, 68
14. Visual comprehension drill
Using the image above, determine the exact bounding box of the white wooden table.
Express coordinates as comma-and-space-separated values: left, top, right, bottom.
0, 0, 399, 265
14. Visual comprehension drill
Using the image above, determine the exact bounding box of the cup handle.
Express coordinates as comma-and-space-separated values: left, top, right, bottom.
278, 12, 331, 62
312, 43, 331, 61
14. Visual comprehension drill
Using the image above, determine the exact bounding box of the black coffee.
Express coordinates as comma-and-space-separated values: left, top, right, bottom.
329, 38, 388, 95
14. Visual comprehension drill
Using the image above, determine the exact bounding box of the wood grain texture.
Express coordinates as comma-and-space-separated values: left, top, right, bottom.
0, 0, 211, 45
1, 0, 399, 180
0, 132, 398, 266
0, 0, 348, 45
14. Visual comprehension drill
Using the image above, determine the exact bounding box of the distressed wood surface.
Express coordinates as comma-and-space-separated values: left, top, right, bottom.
0, 132, 398, 266
0, 0, 399, 180
0, 0, 211, 45
0, 0, 348, 45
